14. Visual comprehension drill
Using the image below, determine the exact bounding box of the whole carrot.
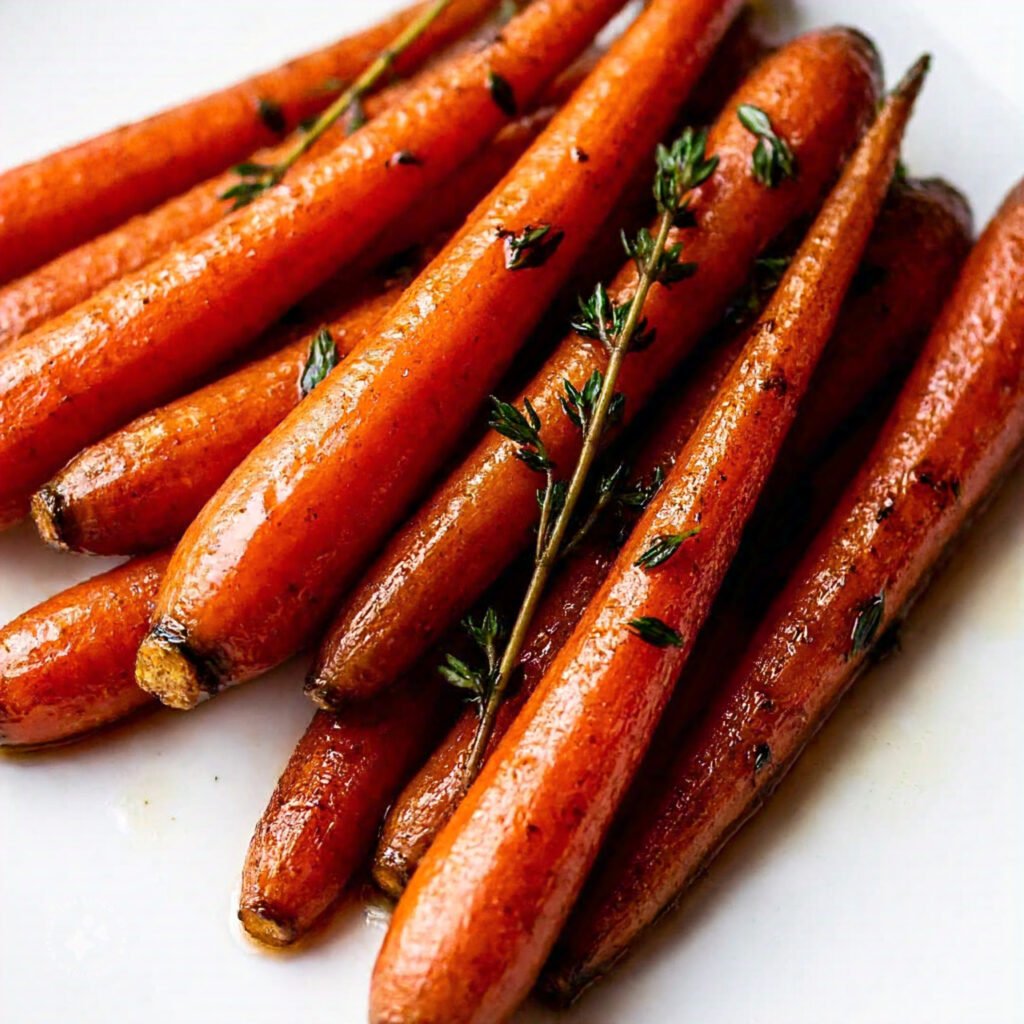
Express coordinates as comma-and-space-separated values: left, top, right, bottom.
238, 679, 453, 946
0, 0, 626, 530
0, 0, 493, 285
370, 62, 928, 1024
33, 283, 402, 556
136, 0, 746, 708
309, 27, 883, 706
0, 554, 167, 749
545, 176, 1024, 1001
371, 174, 971, 896
32, 108, 561, 557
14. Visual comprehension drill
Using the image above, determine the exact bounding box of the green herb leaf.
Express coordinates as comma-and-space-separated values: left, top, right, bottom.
627, 616, 683, 648
489, 396, 553, 473
487, 70, 518, 116
257, 97, 287, 135
634, 528, 700, 569
389, 150, 423, 167
737, 104, 796, 188
499, 224, 564, 270
300, 327, 340, 395
849, 592, 885, 658
617, 465, 664, 510
753, 742, 772, 772
438, 653, 492, 701
653, 127, 718, 218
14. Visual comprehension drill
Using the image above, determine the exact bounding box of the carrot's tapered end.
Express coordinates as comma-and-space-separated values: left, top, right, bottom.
30, 486, 70, 551
238, 904, 298, 948
893, 53, 931, 102
135, 623, 212, 710
304, 674, 342, 711
372, 850, 411, 902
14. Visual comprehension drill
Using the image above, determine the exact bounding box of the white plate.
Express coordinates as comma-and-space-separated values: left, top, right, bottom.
1, 2, 1022, 1022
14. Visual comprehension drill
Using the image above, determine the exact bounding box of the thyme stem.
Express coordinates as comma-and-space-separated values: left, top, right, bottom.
223, 0, 455, 207
462, 210, 677, 784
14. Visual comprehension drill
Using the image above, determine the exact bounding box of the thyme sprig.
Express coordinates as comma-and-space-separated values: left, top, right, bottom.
737, 104, 796, 188
219, 0, 457, 210
453, 126, 718, 784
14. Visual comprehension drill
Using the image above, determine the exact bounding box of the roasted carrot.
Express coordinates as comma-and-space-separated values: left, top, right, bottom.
0, 78, 417, 349
33, 285, 401, 556
32, 108, 563, 557
309, 27, 883, 706
0, 0, 493, 285
369, 63, 927, 1023
238, 678, 453, 946
0, 0, 626, 530
0, 42, 597, 350
544, 176, 1024, 1001
136, 0, 746, 708
0, 553, 167, 749
371, 174, 971, 897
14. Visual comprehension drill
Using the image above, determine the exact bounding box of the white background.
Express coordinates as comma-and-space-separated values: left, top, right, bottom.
1, 2, 1022, 1022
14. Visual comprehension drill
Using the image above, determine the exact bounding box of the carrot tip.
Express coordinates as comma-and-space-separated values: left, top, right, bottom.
30, 486, 70, 551
303, 675, 342, 711
135, 624, 212, 710
536, 963, 592, 1008
894, 53, 931, 99
238, 905, 298, 947
372, 852, 411, 902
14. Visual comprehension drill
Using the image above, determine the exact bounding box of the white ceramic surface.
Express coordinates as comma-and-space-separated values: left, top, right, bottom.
1, 2, 1021, 1022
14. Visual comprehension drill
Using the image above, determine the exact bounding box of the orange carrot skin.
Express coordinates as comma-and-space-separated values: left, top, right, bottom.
370, 175, 970, 896
238, 680, 452, 947
32, 110, 556, 557
312, 28, 884, 704
0, 0, 624, 530
0, 553, 168, 748
139, 0, 745, 704
0, 0, 493, 285
369, 73, 919, 1023
0, 76, 424, 350
545, 179, 1024, 999
35, 285, 401, 556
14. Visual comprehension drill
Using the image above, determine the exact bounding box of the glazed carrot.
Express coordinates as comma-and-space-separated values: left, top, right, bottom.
0, 42, 598, 350
369, 63, 927, 1023
0, 77, 419, 349
0, 553, 167, 749
238, 679, 453, 946
33, 284, 401, 556
371, 174, 971, 897
544, 177, 1024, 1001
32, 109, 561, 557
136, 0, 746, 708
310, 27, 883, 705
0, 0, 626, 530
0, 0, 493, 285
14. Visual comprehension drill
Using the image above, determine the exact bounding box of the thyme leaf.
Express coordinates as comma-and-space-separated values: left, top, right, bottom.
499, 224, 564, 271
487, 70, 518, 116
849, 592, 885, 659
627, 616, 684, 648
634, 528, 700, 569
299, 327, 340, 395
737, 104, 797, 187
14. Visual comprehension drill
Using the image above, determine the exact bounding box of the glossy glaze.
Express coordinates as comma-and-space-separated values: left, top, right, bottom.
546, 179, 1024, 1001
0, 0, 619, 528
369, 64, 920, 1024
238, 680, 451, 946
311, 28, 883, 706
0, 0, 492, 284
0, 553, 168, 748
138, 0, 746, 706
371, 177, 974, 896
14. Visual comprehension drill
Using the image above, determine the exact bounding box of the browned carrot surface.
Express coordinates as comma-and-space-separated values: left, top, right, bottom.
371, 175, 973, 896
32, 108, 565, 557
544, 176, 1024, 1001
0, 0, 493, 285
136, 0, 746, 709
0, 0, 624, 530
0, 76, 417, 349
369, 63, 925, 1024
238, 679, 452, 946
309, 27, 883, 705
0, 554, 167, 748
